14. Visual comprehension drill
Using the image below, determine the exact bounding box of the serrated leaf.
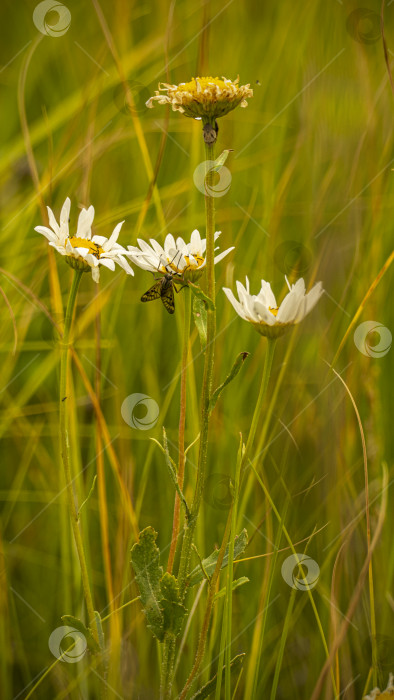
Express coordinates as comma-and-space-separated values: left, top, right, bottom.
188, 282, 215, 311
189, 653, 245, 699
130, 527, 164, 641
160, 572, 187, 636
193, 295, 207, 350
214, 576, 250, 601
188, 529, 248, 587
208, 352, 249, 414
61, 615, 101, 654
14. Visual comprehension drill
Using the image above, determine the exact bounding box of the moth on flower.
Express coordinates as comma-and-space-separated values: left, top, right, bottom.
128, 229, 234, 314
35, 197, 134, 283
223, 276, 324, 339
146, 76, 253, 120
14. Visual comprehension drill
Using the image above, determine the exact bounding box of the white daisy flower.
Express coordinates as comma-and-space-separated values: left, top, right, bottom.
223, 276, 324, 338
127, 229, 234, 282
35, 197, 134, 283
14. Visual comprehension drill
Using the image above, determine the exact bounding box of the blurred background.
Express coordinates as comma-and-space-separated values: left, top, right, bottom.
0, 0, 393, 697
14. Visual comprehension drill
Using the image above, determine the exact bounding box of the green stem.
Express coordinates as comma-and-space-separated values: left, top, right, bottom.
59, 269, 98, 641
224, 438, 242, 699
167, 287, 191, 574
160, 634, 176, 700
177, 126, 216, 595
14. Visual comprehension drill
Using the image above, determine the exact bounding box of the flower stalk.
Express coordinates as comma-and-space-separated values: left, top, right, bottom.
59, 269, 98, 641
177, 118, 217, 595
167, 286, 191, 573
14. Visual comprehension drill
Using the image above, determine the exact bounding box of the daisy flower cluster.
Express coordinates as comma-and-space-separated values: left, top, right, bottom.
35, 197, 133, 283
128, 229, 234, 282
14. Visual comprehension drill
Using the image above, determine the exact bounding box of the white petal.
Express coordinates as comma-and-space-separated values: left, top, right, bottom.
92, 235, 107, 245
276, 289, 303, 323
149, 238, 165, 256
76, 205, 95, 239
222, 287, 248, 321
259, 281, 277, 309
75, 247, 89, 258
91, 266, 100, 283
214, 247, 234, 265
99, 257, 116, 271
164, 233, 176, 253
47, 206, 60, 237
301, 282, 324, 319
253, 299, 276, 325
35, 226, 58, 243
115, 254, 134, 275
190, 229, 202, 255
102, 221, 124, 252
59, 197, 71, 241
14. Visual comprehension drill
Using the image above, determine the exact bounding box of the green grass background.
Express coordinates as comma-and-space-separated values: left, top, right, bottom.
0, 0, 393, 697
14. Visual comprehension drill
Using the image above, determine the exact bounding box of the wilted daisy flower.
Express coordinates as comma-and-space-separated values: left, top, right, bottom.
146, 76, 253, 120
35, 197, 134, 283
364, 673, 394, 699
127, 230, 234, 283
223, 276, 323, 339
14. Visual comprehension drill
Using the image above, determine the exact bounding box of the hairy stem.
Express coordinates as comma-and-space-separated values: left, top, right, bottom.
177, 124, 216, 595
167, 287, 191, 574
59, 270, 98, 640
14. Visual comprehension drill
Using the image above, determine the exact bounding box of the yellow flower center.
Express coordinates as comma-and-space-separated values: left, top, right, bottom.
68, 237, 103, 259
162, 253, 205, 274
269, 307, 279, 317
178, 77, 232, 97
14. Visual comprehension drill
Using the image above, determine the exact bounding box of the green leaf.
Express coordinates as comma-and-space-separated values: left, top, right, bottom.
214, 576, 250, 601
93, 611, 105, 651
193, 295, 207, 350
130, 527, 164, 641
150, 430, 190, 520
212, 149, 233, 173
60, 615, 101, 654
208, 352, 249, 414
188, 282, 215, 311
188, 529, 248, 587
189, 653, 245, 699
160, 572, 187, 636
